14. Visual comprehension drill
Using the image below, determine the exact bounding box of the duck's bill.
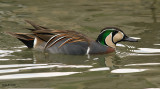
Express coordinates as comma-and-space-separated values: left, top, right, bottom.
123, 37, 138, 42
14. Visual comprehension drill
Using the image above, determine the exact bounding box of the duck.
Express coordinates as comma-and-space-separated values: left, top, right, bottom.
7, 20, 138, 55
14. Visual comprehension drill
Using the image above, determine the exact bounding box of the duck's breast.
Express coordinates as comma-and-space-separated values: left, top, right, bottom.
89, 42, 115, 54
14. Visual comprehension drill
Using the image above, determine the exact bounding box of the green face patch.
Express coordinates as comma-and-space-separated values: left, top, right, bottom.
97, 29, 114, 45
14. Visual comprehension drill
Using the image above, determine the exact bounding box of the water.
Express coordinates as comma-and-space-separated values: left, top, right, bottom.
0, 0, 160, 89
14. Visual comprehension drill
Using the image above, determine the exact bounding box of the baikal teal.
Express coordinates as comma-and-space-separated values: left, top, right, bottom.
8, 20, 138, 55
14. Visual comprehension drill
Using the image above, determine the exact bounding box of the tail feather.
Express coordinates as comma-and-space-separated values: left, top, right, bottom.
18, 39, 34, 48
7, 20, 48, 48
25, 28, 36, 31
25, 20, 47, 31
7, 32, 35, 48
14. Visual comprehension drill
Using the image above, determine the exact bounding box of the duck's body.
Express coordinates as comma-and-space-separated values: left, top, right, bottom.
35, 39, 114, 55
8, 20, 137, 55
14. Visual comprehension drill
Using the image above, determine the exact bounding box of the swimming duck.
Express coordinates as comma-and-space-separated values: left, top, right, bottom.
8, 20, 138, 55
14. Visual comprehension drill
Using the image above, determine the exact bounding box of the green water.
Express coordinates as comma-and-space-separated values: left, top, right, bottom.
0, 0, 160, 89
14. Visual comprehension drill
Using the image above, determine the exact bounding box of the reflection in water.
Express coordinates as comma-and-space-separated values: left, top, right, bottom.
134, 48, 160, 53
116, 45, 160, 57
17, 64, 92, 71
150, 0, 157, 23
0, 44, 156, 80
129, 37, 141, 40
0, 58, 32, 61
1, 42, 159, 80
0, 50, 16, 57
104, 55, 121, 69
141, 0, 158, 23
0, 64, 48, 68
154, 44, 160, 45
129, 53, 160, 56
0, 46, 26, 57
105, 55, 149, 73
0, 64, 92, 74
125, 63, 160, 66
105, 56, 114, 68
0, 69, 19, 74
88, 67, 110, 71
0, 59, 10, 61
111, 68, 148, 73
116, 37, 140, 48
12, 46, 27, 48
0, 72, 80, 80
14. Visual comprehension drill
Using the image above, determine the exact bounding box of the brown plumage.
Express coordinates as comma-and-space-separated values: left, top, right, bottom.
7, 20, 92, 49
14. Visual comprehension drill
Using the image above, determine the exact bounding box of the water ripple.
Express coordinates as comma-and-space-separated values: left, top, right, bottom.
111, 68, 148, 73
0, 72, 80, 80
125, 63, 160, 66
88, 67, 110, 71
134, 48, 160, 53
0, 64, 92, 74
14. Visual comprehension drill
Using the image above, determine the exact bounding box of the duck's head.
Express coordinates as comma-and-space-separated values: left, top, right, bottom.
96, 27, 138, 48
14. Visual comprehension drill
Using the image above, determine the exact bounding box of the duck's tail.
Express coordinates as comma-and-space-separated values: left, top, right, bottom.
25, 20, 48, 31
7, 20, 48, 48
7, 32, 35, 48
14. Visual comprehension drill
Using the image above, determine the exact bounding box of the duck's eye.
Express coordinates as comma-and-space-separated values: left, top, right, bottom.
113, 31, 124, 43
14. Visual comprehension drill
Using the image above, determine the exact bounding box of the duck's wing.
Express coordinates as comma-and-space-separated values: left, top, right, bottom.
8, 20, 92, 50
32, 29, 92, 50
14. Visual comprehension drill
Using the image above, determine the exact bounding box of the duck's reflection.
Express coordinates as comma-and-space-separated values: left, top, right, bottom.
150, 0, 157, 23
105, 55, 122, 70
33, 51, 93, 65
27, 49, 123, 69
2, 46, 150, 76
105, 56, 114, 68
32, 50, 123, 71
12, 47, 149, 73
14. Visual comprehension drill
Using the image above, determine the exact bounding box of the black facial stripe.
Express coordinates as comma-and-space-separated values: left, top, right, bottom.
111, 31, 118, 44
112, 31, 126, 44
112, 31, 118, 37
114, 34, 126, 44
